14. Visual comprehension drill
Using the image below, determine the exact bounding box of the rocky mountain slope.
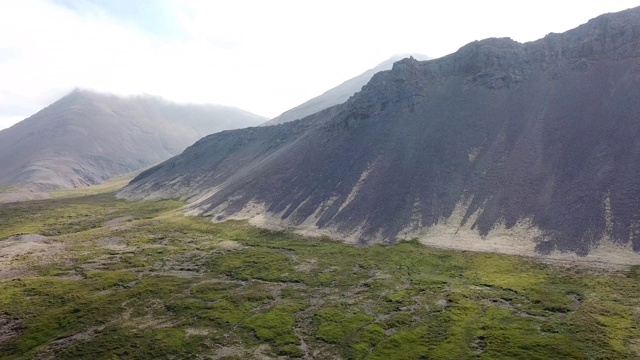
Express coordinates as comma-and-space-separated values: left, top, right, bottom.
120, 7, 640, 256
0, 90, 265, 191
262, 54, 429, 126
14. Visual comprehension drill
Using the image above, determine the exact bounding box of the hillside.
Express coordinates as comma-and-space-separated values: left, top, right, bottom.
0, 90, 265, 191
120, 7, 640, 257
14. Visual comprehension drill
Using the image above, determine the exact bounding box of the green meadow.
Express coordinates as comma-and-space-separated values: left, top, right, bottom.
1, 186, 639, 359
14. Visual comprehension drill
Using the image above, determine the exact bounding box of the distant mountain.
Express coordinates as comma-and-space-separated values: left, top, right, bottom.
120, 7, 640, 257
0, 90, 265, 191
262, 54, 429, 126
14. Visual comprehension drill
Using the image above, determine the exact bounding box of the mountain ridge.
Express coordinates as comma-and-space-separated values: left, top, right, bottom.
0, 89, 265, 192
120, 6, 640, 257
262, 54, 429, 126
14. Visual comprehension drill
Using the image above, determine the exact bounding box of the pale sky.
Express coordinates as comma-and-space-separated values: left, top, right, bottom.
1, 0, 639, 130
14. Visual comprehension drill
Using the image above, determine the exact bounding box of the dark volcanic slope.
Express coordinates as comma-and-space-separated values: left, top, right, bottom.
262, 54, 429, 126
0, 90, 265, 190
121, 7, 640, 255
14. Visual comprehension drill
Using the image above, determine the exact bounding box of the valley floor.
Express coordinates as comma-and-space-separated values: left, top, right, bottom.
1, 187, 640, 359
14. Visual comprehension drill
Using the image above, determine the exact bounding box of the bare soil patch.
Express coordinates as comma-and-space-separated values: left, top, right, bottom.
0, 234, 65, 279
37, 326, 105, 360
102, 216, 135, 227
0, 315, 22, 347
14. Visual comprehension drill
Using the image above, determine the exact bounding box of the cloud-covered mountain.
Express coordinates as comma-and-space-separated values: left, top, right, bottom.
0, 90, 265, 191
262, 54, 429, 126
120, 7, 640, 257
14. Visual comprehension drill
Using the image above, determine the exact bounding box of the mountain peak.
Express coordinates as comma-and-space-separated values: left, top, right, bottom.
0, 91, 265, 192
531, 6, 640, 61
368, 6, 640, 94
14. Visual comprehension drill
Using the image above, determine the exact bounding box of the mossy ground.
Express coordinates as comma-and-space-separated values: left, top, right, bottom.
1, 186, 640, 359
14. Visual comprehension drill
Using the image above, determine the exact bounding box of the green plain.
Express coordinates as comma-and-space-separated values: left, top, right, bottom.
1, 187, 639, 359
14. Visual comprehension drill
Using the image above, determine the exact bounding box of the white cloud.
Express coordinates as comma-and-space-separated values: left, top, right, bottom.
1, 0, 639, 130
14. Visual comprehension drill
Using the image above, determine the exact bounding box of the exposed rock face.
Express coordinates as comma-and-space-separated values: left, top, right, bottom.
120, 7, 640, 255
262, 54, 429, 126
0, 90, 265, 190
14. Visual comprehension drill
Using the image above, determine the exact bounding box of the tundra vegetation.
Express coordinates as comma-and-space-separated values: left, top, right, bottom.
1, 184, 640, 359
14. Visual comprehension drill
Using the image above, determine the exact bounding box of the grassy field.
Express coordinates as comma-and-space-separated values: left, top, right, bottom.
1, 186, 640, 359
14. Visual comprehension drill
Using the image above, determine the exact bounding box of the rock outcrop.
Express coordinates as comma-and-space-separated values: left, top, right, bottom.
262, 54, 429, 126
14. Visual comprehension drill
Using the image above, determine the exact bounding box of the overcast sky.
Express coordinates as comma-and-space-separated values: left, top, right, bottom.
1, 0, 639, 130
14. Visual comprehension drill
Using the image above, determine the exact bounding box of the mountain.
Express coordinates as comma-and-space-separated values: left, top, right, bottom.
120, 7, 640, 257
262, 54, 429, 126
0, 90, 265, 191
